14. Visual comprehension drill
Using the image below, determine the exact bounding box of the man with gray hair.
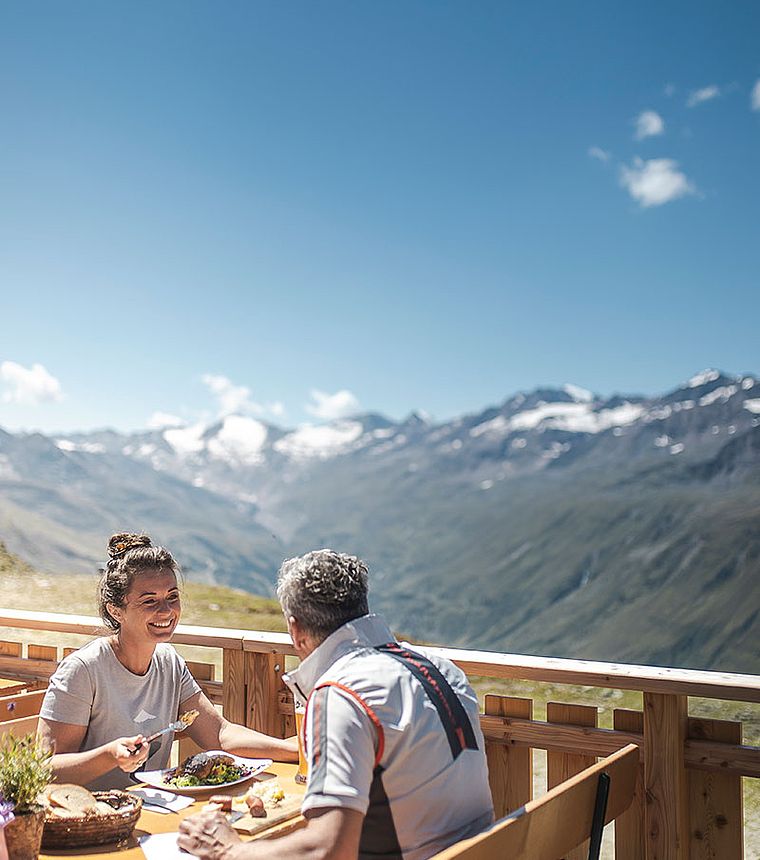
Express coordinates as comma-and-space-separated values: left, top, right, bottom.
179, 549, 493, 860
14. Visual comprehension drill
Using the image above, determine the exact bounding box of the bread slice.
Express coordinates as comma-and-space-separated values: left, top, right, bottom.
48, 807, 81, 819
48, 784, 99, 815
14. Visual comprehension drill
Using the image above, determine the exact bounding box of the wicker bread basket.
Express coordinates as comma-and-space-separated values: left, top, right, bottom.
42, 790, 142, 848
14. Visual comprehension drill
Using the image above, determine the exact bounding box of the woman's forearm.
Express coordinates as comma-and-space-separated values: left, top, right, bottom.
218, 722, 298, 762
50, 746, 117, 785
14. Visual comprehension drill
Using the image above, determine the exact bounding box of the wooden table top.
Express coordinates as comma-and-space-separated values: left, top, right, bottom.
39, 762, 305, 859
0, 677, 29, 695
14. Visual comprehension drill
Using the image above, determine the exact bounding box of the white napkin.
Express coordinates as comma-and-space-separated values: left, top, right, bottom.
131, 787, 194, 813
139, 832, 190, 859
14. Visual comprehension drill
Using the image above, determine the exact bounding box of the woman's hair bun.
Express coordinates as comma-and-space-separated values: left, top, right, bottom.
108, 533, 153, 559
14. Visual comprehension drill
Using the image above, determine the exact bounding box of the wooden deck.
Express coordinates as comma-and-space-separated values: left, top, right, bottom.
1, 608, 758, 860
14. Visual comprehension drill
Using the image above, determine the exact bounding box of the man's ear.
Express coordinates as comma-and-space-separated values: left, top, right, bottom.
287, 616, 305, 647
107, 603, 122, 623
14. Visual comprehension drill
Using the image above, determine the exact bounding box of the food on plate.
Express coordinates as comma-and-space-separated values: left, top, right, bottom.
208, 794, 233, 812
164, 752, 252, 788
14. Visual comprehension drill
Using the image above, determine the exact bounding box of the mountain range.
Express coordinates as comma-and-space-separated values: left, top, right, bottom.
1, 368, 759, 672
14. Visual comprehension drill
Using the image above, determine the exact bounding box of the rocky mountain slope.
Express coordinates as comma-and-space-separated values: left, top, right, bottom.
1, 369, 759, 671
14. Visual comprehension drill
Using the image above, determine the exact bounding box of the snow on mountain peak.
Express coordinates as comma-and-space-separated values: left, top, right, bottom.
563, 383, 593, 403
470, 399, 645, 438
686, 369, 720, 388
164, 422, 206, 456
207, 415, 267, 465
273, 420, 363, 460
56, 439, 106, 454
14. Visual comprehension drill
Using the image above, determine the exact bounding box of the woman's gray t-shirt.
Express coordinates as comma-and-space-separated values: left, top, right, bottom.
40, 638, 201, 790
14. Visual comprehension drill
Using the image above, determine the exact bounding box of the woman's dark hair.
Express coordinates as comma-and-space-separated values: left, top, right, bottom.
98, 533, 180, 631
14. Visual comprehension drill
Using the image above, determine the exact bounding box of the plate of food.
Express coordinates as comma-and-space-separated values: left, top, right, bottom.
135, 750, 272, 795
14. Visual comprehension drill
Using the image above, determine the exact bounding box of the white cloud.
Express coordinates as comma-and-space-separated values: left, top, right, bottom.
0, 361, 63, 404
201, 373, 252, 414
687, 85, 720, 107
751, 80, 760, 111
664, 83, 676, 98
147, 411, 185, 429
305, 388, 360, 421
588, 146, 610, 163
634, 110, 665, 140
619, 158, 696, 208
200, 373, 284, 420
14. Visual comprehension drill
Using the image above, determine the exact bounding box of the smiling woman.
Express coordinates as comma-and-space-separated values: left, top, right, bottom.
36, 533, 297, 791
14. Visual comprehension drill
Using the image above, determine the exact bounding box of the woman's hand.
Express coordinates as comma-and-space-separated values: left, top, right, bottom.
108, 735, 149, 772
178, 809, 244, 859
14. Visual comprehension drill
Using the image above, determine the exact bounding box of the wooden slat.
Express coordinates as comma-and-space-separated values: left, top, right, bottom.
548, 702, 597, 860
480, 714, 641, 757
0, 610, 249, 651
479, 714, 760, 778
222, 648, 247, 725
485, 695, 532, 818
0, 641, 22, 657
423, 646, 760, 703
186, 661, 215, 682
684, 739, 760, 778
246, 652, 283, 737
28, 644, 58, 662
432, 744, 639, 860
0, 655, 57, 683
0, 714, 39, 739
614, 709, 645, 860
687, 717, 742, 860
0, 690, 45, 723
199, 680, 223, 705
644, 693, 689, 860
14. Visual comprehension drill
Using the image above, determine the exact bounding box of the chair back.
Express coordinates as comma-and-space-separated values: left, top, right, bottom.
432, 743, 639, 860
0, 689, 46, 740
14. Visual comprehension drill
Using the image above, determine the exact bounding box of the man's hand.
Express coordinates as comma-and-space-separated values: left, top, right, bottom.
178, 809, 243, 859
109, 735, 148, 772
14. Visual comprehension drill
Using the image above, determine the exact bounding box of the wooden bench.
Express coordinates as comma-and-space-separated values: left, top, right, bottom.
433, 743, 639, 860
0, 688, 45, 739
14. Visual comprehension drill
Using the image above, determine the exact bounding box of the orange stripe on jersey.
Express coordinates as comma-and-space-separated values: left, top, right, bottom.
310, 680, 385, 768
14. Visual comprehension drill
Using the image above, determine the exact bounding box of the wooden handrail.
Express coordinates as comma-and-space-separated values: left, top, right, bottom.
2, 608, 760, 701
424, 645, 760, 702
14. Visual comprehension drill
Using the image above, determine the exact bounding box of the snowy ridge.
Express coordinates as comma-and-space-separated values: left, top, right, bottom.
41, 370, 760, 479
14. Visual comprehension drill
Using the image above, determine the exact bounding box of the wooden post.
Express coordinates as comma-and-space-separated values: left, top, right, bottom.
246, 652, 284, 737
547, 702, 598, 860
484, 695, 533, 818
687, 717, 742, 859
614, 709, 646, 860
222, 647, 247, 725
643, 693, 689, 860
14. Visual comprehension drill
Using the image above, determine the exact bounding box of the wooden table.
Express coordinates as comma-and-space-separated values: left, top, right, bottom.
39, 763, 305, 858
0, 677, 30, 696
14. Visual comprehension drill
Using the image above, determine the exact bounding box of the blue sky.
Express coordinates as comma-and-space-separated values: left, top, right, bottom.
1, 1, 758, 434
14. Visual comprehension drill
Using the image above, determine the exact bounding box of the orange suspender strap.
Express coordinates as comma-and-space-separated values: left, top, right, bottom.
304, 681, 386, 769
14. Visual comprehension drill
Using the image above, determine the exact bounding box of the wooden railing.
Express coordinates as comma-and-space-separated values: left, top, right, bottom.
1, 608, 759, 860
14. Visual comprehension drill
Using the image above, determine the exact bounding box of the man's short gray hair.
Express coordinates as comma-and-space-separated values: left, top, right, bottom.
277, 549, 369, 639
